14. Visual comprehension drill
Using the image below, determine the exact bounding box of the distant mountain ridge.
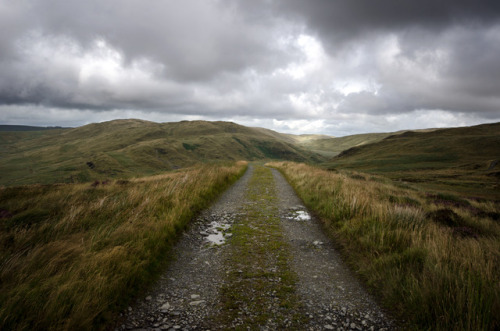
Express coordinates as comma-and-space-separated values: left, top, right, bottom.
0, 125, 69, 132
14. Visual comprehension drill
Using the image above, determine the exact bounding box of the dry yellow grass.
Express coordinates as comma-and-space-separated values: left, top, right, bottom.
0, 161, 247, 330
268, 161, 499, 330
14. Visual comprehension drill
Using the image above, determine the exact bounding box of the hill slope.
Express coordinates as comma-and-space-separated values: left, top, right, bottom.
298, 132, 396, 157
296, 129, 439, 158
0, 119, 325, 186
325, 122, 500, 197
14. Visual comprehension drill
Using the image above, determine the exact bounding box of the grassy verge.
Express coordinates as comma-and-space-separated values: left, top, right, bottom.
0, 161, 247, 330
268, 161, 499, 331
213, 166, 305, 329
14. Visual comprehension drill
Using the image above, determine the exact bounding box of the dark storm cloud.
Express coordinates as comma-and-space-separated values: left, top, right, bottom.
0, 0, 307, 113
0, 0, 499, 134
30, 0, 296, 82
375, 25, 500, 116
264, 0, 500, 117
273, 0, 500, 41
440, 27, 500, 99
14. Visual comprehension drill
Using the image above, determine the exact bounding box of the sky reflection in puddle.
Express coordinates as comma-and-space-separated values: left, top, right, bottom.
288, 210, 311, 221
205, 221, 231, 245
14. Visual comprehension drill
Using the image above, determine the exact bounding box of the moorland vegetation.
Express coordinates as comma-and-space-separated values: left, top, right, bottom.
1, 119, 498, 330
0, 120, 322, 187
0, 162, 247, 330
269, 161, 499, 330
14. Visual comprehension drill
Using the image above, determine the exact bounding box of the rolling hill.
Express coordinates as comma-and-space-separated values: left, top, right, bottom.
0, 119, 325, 186
2, 119, 498, 196
294, 129, 440, 157
296, 132, 395, 157
325, 122, 500, 198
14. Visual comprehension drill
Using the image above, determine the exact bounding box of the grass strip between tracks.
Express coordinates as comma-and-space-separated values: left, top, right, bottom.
212, 166, 306, 329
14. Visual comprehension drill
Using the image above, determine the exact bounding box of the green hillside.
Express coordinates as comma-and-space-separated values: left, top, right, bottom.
298, 132, 394, 157
296, 129, 439, 158
325, 122, 500, 198
0, 119, 324, 186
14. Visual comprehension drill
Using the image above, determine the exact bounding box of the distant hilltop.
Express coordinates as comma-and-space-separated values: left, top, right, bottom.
0, 125, 71, 132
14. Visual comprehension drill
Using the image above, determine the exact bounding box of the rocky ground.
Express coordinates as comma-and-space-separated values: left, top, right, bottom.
115, 165, 397, 330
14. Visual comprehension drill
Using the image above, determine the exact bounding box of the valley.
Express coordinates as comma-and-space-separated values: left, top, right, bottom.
0, 119, 499, 330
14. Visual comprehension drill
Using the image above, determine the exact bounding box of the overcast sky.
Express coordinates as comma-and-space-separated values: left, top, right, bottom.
1, 0, 499, 136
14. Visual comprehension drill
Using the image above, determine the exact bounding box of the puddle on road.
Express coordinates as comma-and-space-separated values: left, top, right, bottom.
199, 208, 312, 246
286, 209, 312, 222
293, 210, 311, 221
202, 221, 232, 246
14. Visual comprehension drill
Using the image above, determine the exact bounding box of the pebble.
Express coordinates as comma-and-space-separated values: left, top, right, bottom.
159, 303, 170, 312
188, 300, 205, 306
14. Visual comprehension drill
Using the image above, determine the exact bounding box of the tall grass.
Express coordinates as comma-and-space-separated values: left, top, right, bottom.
269, 161, 499, 330
0, 161, 247, 330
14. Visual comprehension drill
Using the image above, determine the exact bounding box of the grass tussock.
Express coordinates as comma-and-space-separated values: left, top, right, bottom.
0, 161, 247, 330
268, 161, 500, 331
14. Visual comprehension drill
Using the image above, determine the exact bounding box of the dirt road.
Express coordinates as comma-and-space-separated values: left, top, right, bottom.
116, 165, 396, 330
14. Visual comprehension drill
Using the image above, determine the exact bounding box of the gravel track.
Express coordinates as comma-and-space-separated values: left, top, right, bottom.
115, 165, 396, 330
272, 169, 395, 330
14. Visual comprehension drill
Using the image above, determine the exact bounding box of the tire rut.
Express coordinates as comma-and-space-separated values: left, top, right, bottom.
115, 166, 254, 330
272, 168, 396, 330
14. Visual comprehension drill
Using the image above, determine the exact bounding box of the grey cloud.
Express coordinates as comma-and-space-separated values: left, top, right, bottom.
272, 0, 500, 43
0, 0, 304, 112
30, 0, 295, 82
441, 28, 500, 99
381, 26, 500, 116
0, 2, 32, 59
265, 0, 500, 117
0, 0, 499, 135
